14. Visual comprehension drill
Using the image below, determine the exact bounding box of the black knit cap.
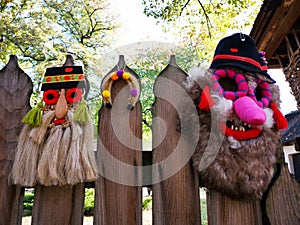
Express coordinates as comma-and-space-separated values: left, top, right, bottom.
41, 66, 86, 91
209, 33, 276, 83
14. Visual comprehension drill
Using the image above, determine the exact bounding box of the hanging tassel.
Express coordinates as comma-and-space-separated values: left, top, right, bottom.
198, 86, 215, 111
22, 101, 43, 126
73, 100, 90, 124
269, 102, 288, 130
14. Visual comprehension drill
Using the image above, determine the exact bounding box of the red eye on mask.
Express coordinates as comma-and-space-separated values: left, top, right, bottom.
66, 88, 83, 104
43, 90, 59, 105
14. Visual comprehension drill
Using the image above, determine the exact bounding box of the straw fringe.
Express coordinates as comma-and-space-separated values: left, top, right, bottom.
65, 111, 84, 185
11, 125, 40, 186
56, 126, 71, 185
30, 111, 55, 145
11, 109, 98, 186
11, 111, 56, 186
37, 125, 64, 186
81, 118, 98, 181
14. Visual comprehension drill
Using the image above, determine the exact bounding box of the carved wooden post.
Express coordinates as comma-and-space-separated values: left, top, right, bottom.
94, 55, 142, 225
152, 55, 201, 225
265, 163, 300, 224
0, 55, 32, 225
31, 55, 85, 225
207, 191, 262, 225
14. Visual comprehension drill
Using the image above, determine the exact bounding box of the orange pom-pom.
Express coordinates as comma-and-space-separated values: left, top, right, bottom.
110, 73, 119, 80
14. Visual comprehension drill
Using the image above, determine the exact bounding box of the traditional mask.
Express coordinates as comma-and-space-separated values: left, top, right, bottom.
183, 33, 288, 199
11, 66, 98, 186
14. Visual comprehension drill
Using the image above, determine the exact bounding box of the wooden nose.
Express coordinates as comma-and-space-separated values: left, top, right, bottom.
55, 89, 68, 119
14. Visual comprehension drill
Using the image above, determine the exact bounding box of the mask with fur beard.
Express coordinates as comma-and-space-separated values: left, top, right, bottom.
182, 67, 286, 199
11, 66, 98, 187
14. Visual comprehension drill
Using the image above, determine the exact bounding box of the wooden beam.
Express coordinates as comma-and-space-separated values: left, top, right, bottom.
257, 0, 300, 58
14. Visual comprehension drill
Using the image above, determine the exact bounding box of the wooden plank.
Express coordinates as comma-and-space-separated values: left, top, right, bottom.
94, 55, 142, 225
266, 163, 300, 225
31, 55, 85, 225
152, 55, 201, 225
257, 0, 300, 58
207, 191, 262, 225
0, 55, 32, 225
32, 184, 84, 225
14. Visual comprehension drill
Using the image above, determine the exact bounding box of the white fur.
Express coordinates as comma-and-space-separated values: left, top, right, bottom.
212, 95, 233, 121
263, 108, 274, 128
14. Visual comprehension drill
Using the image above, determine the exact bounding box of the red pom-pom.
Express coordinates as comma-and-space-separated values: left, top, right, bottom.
269, 102, 288, 130
198, 86, 215, 111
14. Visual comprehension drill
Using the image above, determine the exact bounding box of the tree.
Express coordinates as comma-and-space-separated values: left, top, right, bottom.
142, 0, 263, 61
0, 0, 117, 68
0, 0, 118, 129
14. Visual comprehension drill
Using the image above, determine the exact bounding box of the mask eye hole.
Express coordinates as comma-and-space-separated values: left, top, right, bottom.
248, 80, 272, 108
254, 87, 263, 101
43, 90, 59, 105
66, 88, 83, 104
212, 69, 248, 101
219, 78, 238, 92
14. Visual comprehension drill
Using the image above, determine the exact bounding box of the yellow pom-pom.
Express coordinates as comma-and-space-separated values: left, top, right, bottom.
102, 90, 111, 98
110, 73, 119, 80
122, 72, 131, 80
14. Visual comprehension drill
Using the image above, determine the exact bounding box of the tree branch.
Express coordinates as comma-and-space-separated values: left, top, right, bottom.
197, 0, 212, 38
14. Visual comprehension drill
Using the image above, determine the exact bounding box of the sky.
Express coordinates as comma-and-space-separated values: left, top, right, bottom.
110, 0, 298, 115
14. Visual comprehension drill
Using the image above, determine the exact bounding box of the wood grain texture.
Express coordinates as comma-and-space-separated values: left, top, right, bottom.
207, 191, 262, 225
32, 184, 85, 225
152, 56, 201, 225
0, 55, 32, 225
94, 56, 142, 225
31, 55, 85, 225
266, 163, 300, 225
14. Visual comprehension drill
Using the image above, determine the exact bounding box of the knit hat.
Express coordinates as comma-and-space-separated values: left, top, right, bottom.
41, 66, 86, 91
209, 33, 275, 83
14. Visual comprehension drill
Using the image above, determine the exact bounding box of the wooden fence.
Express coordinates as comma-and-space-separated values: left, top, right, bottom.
1, 54, 300, 225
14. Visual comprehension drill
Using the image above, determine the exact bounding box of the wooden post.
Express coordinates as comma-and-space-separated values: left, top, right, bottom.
207, 191, 262, 225
152, 55, 201, 225
0, 55, 32, 225
31, 55, 85, 225
266, 163, 300, 224
94, 55, 142, 225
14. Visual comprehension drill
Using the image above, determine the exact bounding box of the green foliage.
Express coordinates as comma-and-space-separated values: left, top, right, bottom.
201, 198, 207, 225
84, 188, 95, 216
23, 190, 34, 216
0, 0, 117, 66
142, 196, 152, 210
142, 0, 263, 61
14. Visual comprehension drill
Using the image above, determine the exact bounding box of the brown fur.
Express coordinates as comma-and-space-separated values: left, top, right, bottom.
182, 68, 282, 199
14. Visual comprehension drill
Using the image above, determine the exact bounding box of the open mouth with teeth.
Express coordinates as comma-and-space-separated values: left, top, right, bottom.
220, 120, 262, 141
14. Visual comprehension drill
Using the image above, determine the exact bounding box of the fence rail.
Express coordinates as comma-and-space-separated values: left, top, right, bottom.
1, 55, 300, 225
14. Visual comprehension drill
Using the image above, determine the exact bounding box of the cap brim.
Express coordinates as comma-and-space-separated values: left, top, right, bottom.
210, 61, 276, 83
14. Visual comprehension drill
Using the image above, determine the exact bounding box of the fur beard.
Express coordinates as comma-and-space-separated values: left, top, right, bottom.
181, 67, 282, 199
11, 110, 98, 186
